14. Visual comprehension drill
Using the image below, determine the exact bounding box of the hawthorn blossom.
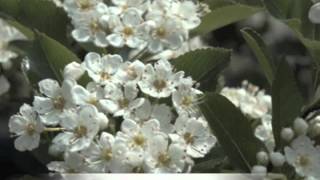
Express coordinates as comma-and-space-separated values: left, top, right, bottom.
284, 136, 320, 179
33, 79, 75, 125
47, 152, 87, 173
170, 114, 217, 158
9, 104, 44, 151
138, 59, 184, 98
52, 105, 103, 152
82, 52, 123, 85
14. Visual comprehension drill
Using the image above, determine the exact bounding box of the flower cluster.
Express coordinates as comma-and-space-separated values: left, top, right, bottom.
60, 0, 208, 53
0, 18, 26, 96
220, 81, 274, 150
9, 52, 216, 173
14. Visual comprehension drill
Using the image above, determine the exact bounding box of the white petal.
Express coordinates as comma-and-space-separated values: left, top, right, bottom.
14, 134, 40, 151
33, 96, 53, 114
107, 34, 125, 47
72, 29, 91, 42
309, 3, 320, 24
38, 79, 60, 98
0, 75, 10, 95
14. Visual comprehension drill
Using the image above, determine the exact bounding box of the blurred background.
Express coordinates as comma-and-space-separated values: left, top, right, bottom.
0, 11, 315, 179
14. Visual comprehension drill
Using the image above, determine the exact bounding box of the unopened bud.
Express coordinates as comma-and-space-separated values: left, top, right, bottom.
293, 118, 309, 135
270, 152, 285, 167
256, 151, 269, 166
281, 127, 294, 142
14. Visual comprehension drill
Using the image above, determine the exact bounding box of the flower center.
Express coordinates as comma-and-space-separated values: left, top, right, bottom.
153, 79, 167, 91
53, 96, 65, 110
133, 133, 145, 146
158, 153, 171, 166
101, 148, 113, 161
126, 67, 138, 79
183, 132, 194, 144
156, 27, 167, 38
90, 21, 101, 33
87, 98, 98, 106
296, 155, 310, 167
181, 96, 193, 107
77, 0, 92, 10
123, 27, 134, 37
74, 125, 87, 138
26, 123, 36, 136
100, 72, 110, 81
118, 98, 129, 109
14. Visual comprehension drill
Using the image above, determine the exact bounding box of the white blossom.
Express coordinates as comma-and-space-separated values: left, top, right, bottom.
284, 136, 320, 179
9, 104, 44, 151
138, 59, 184, 98
0, 75, 10, 96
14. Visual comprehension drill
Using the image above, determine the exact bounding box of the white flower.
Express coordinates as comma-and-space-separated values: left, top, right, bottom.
33, 79, 75, 125
70, 3, 109, 47
221, 82, 271, 119
115, 60, 145, 84
82, 132, 122, 173
170, 114, 216, 158
9, 104, 44, 151
0, 75, 10, 96
47, 152, 87, 173
169, 1, 202, 30
284, 136, 320, 179
100, 82, 144, 117
138, 59, 184, 98
71, 83, 106, 109
63, 0, 102, 14
110, 0, 148, 15
255, 115, 275, 152
0, 19, 26, 64
116, 119, 160, 150
107, 8, 147, 48
52, 105, 102, 152
125, 99, 174, 133
82, 52, 123, 85
172, 77, 203, 115
145, 133, 187, 173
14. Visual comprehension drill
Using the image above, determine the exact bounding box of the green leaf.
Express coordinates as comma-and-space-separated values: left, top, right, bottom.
272, 60, 304, 150
200, 93, 266, 172
263, 0, 290, 19
0, 0, 70, 45
241, 28, 275, 84
5, 19, 34, 40
192, 3, 263, 35
172, 48, 231, 91
15, 32, 80, 85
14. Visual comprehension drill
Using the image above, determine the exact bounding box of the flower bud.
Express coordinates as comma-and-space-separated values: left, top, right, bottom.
251, 165, 267, 175
63, 62, 85, 80
270, 152, 285, 167
256, 151, 269, 166
293, 118, 309, 135
310, 122, 320, 137
281, 127, 294, 142
309, 3, 320, 24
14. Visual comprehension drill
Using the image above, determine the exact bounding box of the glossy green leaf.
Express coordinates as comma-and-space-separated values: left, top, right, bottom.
172, 48, 231, 91
272, 60, 304, 150
241, 28, 275, 84
192, 3, 263, 35
0, 0, 70, 45
200, 93, 266, 172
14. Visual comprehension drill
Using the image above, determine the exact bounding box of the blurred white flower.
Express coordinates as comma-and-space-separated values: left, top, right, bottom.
9, 104, 44, 151
284, 136, 320, 179
0, 75, 10, 96
47, 152, 87, 173
0, 19, 26, 65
